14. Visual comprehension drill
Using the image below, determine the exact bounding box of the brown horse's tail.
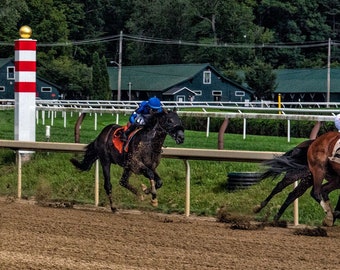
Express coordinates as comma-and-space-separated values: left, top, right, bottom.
70, 141, 98, 171
259, 139, 313, 181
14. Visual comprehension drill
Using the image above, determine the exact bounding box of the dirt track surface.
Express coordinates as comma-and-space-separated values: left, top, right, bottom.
1, 199, 340, 270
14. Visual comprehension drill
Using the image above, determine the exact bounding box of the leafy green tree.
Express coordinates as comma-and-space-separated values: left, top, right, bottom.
91, 53, 111, 100
245, 60, 277, 100
100, 56, 111, 100
0, 0, 28, 56
38, 55, 92, 99
255, 0, 331, 68
125, 0, 193, 64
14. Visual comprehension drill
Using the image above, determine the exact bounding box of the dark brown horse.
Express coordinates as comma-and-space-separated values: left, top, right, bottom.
70, 109, 184, 212
255, 139, 340, 225
308, 131, 340, 226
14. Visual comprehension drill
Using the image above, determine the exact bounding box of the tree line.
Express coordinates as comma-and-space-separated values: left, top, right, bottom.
1, 0, 339, 100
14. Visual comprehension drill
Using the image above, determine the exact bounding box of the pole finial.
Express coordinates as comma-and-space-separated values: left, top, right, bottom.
19, 25, 32, 39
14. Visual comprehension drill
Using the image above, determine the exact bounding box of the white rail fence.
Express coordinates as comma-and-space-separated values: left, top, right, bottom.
0, 140, 306, 225
1, 99, 339, 142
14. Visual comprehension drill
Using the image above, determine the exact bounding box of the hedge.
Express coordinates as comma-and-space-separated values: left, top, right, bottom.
180, 116, 335, 138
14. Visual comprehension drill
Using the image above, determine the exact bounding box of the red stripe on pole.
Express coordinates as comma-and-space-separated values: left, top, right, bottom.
15, 82, 36, 93
14, 40, 36, 50
15, 61, 36, 72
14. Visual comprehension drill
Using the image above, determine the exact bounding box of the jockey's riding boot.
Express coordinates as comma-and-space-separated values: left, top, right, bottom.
121, 132, 128, 142
121, 124, 135, 142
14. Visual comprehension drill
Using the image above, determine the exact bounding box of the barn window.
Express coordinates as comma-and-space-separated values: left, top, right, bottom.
193, 90, 202, 96
0, 86, 5, 92
41, 87, 52, 92
203, 71, 211, 84
235, 91, 245, 97
7, 66, 14, 80
212, 91, 222, 96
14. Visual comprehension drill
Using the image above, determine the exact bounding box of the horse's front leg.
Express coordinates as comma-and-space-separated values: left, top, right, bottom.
141, 169, 161, 207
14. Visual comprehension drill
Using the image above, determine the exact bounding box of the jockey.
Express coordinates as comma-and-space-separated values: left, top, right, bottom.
121, 96, 163, 141
335, 114, 340, 131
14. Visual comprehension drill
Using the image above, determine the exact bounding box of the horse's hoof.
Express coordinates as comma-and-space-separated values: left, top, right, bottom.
253, 205, 262, 213
111, 206, 118, 213
141, 184, 150, 194
141, 183, 147, 191
140, 194, 145, 201
322, 215, 334, 227
151, 198, 158, 207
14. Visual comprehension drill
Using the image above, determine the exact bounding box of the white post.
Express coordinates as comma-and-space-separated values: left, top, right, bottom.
206, 117, 210, 137
184, 160, 191, 217
17, 152, 22, 199
63, 111, 67, 128
243, 118, 247, 139
95, 160, 99, 206
14, 26, 36, 159
293, 181, 299, 226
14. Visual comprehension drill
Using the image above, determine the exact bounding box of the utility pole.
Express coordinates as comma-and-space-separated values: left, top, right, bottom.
117, 31, 123, 101
128, 82, 132, 101
327, 38, 331, 107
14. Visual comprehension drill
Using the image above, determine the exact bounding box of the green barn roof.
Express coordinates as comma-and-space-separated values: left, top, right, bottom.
108, 63, 212, 91
275, 68, 340, 94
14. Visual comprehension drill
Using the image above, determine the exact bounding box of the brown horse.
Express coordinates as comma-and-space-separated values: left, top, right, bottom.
255, 139, 340, 224
70, 109, 184, 212
308, 131, 340, 226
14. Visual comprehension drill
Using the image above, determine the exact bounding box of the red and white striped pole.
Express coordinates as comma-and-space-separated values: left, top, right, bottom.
14, 26, 36, 152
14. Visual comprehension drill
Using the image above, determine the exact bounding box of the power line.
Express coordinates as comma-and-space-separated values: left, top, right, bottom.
0, 33, 339, 48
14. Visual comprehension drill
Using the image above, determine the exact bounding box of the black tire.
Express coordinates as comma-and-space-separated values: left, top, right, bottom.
227, 172, 262, 190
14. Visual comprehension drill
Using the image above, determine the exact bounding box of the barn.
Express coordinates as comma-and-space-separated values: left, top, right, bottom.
274, 68, 340, 102
0, 58, 60, 100
107, 63, 254, 102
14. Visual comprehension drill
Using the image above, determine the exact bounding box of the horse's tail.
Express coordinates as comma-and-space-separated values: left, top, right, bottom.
259, 139, 313, 181
70, 141, 98, 171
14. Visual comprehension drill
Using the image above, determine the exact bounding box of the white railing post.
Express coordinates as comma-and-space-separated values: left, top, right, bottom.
184, 159, 190, 217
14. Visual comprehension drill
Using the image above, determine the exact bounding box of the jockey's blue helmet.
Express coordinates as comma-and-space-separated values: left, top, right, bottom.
148, 97, 162, 110
335, 114, 340, 131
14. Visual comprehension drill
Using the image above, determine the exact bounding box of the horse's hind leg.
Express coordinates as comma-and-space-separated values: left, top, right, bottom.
101, 161, 117, 213
334, 195, 340, 221
273, 176, 312, 221
119, 168, 139, 196
310, 165, 334, 226
316, 177, 340, 225
253, 174, 295, 214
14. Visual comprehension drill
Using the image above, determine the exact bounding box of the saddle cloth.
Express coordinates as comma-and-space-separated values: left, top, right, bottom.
112, 126, 142, 154
329, 138, 340, 164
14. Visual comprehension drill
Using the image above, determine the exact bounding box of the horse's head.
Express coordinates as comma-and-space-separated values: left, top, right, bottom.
159, 109, 185, 144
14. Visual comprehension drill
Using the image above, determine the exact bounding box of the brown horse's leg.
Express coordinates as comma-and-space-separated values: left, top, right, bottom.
310, 165, 333, 226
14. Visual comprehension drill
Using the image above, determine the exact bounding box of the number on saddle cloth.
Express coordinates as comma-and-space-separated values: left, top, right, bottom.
329, 139, 340, 163
135, 114, 145, 125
